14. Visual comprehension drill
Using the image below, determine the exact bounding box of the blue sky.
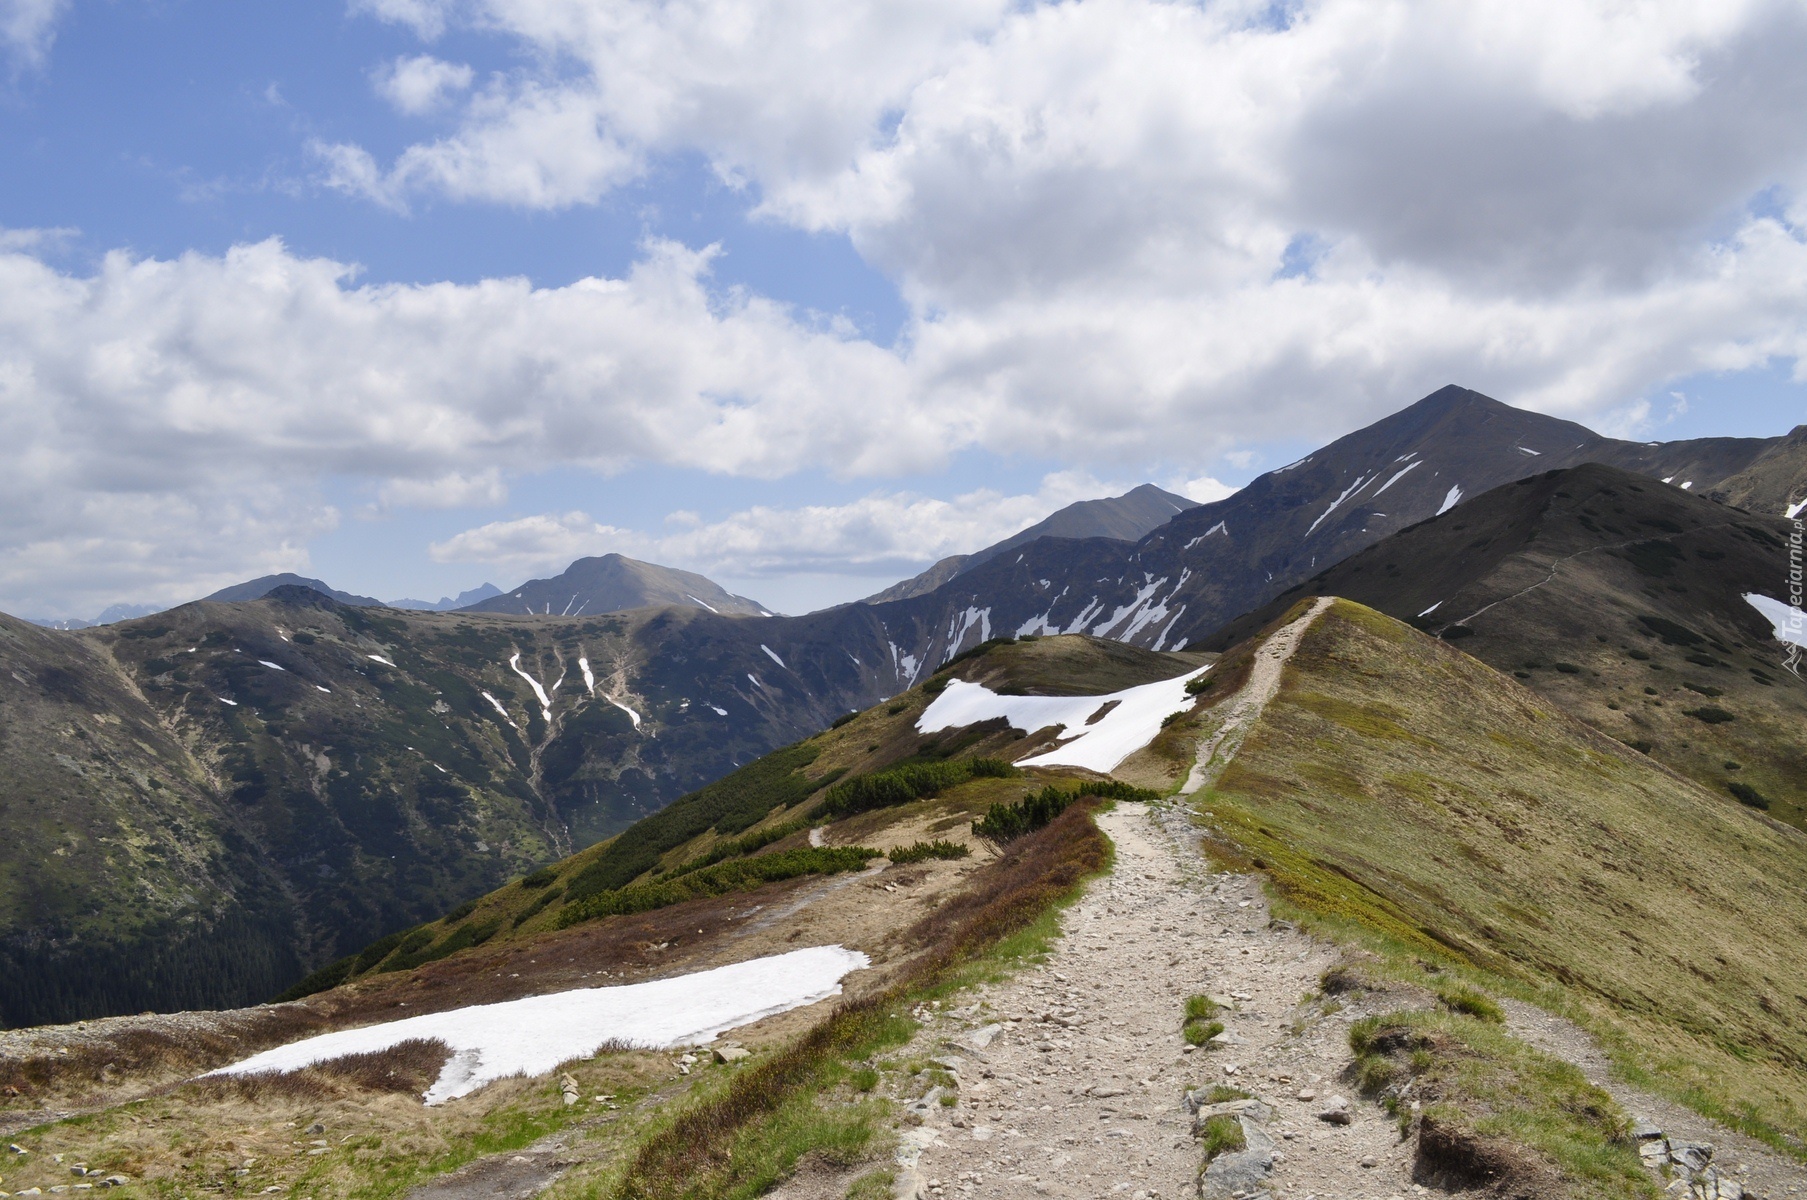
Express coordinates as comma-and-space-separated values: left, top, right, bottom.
2, 0, 1804, 618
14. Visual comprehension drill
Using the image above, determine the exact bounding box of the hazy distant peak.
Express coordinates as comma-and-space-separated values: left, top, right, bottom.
458, 553, 770, 618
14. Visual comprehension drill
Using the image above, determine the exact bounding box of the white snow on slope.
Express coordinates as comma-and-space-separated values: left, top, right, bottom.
259, 660, 286, 671
1787, 498, 1806, 520
509, 652, 553, 722
1063, 597, 1104, 634
943, 606, 992, 663
368, 654, 396, 667
609, 697, 643, 729
1371, 460, 1421, 497
578, 655, 597, 695
1184, 522, 1227, 550
1417, 601, 1442, 617
1436, 485, 1464, 515
315, 685, 331, 694
218, 697, 238, 706
1680, 481, 1693, 490
917, 666, 1208, 774
480, 690, 516, 726
685, 594, 720, 614
211, 946, 868, 1105
709, 704, 728, 716
1744, 593, 1807, 649
1016, 612, 1058, 637
761, 644, 786, 669
1305, 474, 1373, 537
1517, 446, 1541, 456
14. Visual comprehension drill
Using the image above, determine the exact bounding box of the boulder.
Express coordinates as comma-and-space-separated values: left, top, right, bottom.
712, 1046, 751, 1064
1317, 1096, 1352, 1125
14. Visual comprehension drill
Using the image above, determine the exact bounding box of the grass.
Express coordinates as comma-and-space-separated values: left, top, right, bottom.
885, 840, 970, 864
556, 847, 881, 928
1347, 1009, 1654, 1199
1195, 599, 1807, 1160
971, 779, 1156, 843
816, 758, 1020, 819
1197, 1114, 1244, 1160
604, 802, 1112, 1200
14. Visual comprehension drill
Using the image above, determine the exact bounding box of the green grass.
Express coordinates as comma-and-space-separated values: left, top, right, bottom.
1183, 1020, 1224, 1047
886, 840, 970, 864
556, 847, 880, 928
1197, 1114, 1244, 1161
1195, 599, 1807, 1163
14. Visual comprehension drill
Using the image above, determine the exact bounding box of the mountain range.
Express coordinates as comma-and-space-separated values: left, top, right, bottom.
1, 385, 1803, 1028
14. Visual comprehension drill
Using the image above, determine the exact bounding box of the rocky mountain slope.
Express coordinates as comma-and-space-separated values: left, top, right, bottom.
204, 574, 385, 607
1708, 423, 1807, 516
0, 586, 922, 1024
457, 554, 771, 617
864, 483, 1198, 604
5, 617, 1802, 1200
860, 386, 1798, 673
1206, 463, 1807, 826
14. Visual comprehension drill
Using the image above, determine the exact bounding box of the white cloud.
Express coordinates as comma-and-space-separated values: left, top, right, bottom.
1, 0, 66, 64
377, 468, 508, 509
427, 472, 1128, 580
375, 54, 475, 115
351, 0, 456, 41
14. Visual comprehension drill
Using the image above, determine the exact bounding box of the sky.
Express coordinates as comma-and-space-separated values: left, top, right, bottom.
2, 0, 1805, 619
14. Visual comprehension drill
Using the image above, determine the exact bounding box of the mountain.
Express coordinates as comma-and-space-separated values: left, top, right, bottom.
863, 483, 1199, 603
1706, 422, 1807, 516
26, 603, 163, 631
387, 582, 503, 611
8, 613, 1803, 1198
204, 573, 384, 607
0, 582, 927, 1024
456, 554, 771, 617
857, 386, 1792, 673
1205, 462, 1807, 825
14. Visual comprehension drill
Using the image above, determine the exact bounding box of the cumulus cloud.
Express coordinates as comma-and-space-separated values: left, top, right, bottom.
427, 472, 1130, 580
375, 54, 475, 115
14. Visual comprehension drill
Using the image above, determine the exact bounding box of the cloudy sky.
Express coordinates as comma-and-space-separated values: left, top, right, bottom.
3, 0, 1805, 618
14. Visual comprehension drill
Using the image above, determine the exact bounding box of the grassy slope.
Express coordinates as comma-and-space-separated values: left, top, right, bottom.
1208, 465, 1807, 826
309, 633, 1200, 982
1204, 599, 1807, 1148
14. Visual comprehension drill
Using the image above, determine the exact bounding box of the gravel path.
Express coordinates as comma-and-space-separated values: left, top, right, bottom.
890, 801, 1415, 1200
1181, 598, 1331, 796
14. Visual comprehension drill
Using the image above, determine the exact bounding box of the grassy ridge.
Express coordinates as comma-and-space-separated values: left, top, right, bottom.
611, 801, 1112, 1200
1202, 599, 1807, 1153
556, 847, 881, 927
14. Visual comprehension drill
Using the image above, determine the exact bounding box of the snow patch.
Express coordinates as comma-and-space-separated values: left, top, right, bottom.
211, 946, 868, 1105
315, 685, 331, 694
508, 653, 553, 722
480, 691, 516, 726
1417, 601, 1442, 617
685, 594, 720, 614
1371, 460, 1421, 497
942, 606, 992, 662
1184, 522, 1227, 549
760, 644, 787, 669
217, 697, 238, 706
1744, 594, 1807, 649
1787, 497, 1807, 520
578, 656, 596, 695
1436, 485, 1464, 515
1517, 446, 1541, 456
368, 654, 396, 667
609, 698, 642, 729
1680, 481, 1693, 490
259, 660, 286, 671
1305, 474, 1373, 537
917, 665, 1208, 774
709, 704, 728, 716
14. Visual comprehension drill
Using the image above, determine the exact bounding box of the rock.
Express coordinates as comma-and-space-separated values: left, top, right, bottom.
712, 1046, 751, 1064
968, 1023, 1003, 1049
1296, 1089, 1316, 1101
1318, 1096, 1352, 1125
1670, 1142, 1715, 1173
1631, 1119, 1665, 1142
100, 1180, 129, 1190
306, 1123, 325, 1135
1360, 1156, 1377, 1168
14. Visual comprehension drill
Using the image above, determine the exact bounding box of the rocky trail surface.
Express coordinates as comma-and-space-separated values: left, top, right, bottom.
1181, 599, 1330, 796
881, 801, 1416, 1200
871, 800, 1807, 1200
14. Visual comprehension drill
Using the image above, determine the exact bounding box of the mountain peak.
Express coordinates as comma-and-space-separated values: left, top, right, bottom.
458, 554, 770, 617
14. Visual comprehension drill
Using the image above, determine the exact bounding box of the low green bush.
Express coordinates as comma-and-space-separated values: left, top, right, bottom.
1728, 781, 1771, 810
887, 840, 970, 864
972, 780, 1157, 843
1198, 1114, 1244, 1160
1437, 984, 1505, 1023
557, 847, 881, 927
818, 758, 1018, 818
1183, 1019, 1224, 1047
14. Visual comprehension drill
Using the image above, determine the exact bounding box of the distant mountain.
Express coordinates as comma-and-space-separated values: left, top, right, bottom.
863, 483, 1198, 604
1706, 423, 1807, 517
205, 573, 384, 607
457, 554, 771, 618
858, 386, 1789, 673
1206, 462, 1807, 825
388, 583, 503, 612
28, 603, 163, 631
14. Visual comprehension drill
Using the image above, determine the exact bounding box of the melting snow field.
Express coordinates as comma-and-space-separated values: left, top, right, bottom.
1745, 593, 1807, 649
917, 666, 1209, 774
210, 946, 868, 1105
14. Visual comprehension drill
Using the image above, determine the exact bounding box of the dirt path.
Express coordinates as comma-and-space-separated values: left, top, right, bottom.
1181, 598, 1332, 796
885, 801, 1416, 1200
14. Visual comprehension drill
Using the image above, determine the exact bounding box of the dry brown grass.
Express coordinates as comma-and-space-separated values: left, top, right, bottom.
612, 801, 1111, 1200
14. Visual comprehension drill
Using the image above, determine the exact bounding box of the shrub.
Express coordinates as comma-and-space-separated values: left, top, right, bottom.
1683, 682, 1723, 697
1728, 781, 1771, 810
1184, 674, 1218, 696
886, 701, 909, 715
520, 865, 560, 889
557, 847, 881, 927
972, 780, 1157, 844
1553, 662, 1580, 674
887, 840, 970, 864
818, 758, 1019, 818
850, 1067, 879, 1092
831, 711, 859, 729
1437, 984, 1504, 1023
1638, 615, 1703, 645
1683, 706, 1735, 725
